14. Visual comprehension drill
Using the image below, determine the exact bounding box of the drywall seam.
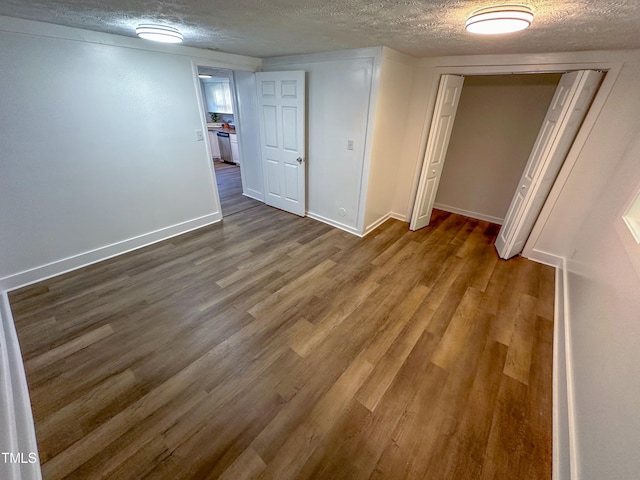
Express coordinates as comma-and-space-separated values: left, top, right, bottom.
0, 292, 42, 480
0, 214, 221, 292
433, 203, 503, 225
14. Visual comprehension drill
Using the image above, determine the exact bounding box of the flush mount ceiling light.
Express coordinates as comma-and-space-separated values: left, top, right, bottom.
135, 24, 183, 43
465, 6, 533, 34
198, 74, 213, 79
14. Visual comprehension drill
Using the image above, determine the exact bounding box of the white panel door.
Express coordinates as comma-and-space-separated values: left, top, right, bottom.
255, 71, 306, 216
495, 70, 603, 259
410, 75, 464, 230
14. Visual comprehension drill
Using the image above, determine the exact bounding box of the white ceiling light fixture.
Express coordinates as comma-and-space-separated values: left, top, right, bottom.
136, 24, 184, 43
465, 5, 534, 35
198, 74, 213, 79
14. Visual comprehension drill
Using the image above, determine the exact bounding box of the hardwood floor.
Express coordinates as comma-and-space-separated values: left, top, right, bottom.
9, 207, 554, 480
214, 161, 262, 216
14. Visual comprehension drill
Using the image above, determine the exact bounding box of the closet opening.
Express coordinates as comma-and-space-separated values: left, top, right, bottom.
410, 69, 605, 260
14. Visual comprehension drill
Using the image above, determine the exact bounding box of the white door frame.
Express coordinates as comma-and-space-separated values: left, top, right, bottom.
190, 60, 261, 217
408, 60, 622, 263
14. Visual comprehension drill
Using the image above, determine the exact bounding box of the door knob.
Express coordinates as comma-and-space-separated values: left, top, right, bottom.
296, 157, 304, 164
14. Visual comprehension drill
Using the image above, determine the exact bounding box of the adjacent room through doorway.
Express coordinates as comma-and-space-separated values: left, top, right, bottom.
213, 161, 261, 216
197, 66, 261, 216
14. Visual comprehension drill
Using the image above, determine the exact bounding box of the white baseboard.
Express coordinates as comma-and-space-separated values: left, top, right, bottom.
0, 213, 221, 292
525, 248, 564, 268
390, 212, 408, 222
362, 212, 410, 238
306, 212, 361, 237
364, 213, 392, 237
0, 292, 42, 480
553, 257, 577, 480
433, 203, 504, 225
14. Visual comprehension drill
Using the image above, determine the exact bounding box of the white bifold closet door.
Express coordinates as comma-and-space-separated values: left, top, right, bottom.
495, 70, 603, 259
255, 71, 306, 217
410, 74, 465, 231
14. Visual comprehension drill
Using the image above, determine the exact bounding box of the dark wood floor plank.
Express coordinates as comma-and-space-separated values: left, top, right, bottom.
8, 201, 554, 480
214, 161, 262, 217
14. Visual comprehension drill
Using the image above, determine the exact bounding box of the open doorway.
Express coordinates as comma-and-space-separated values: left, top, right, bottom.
197, 66, 262, 216
410, 69, 605, 259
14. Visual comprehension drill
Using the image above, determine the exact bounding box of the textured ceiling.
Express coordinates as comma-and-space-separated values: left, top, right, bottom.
0, 1, 638, 58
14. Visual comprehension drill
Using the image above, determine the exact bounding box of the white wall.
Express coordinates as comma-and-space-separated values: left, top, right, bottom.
233, 70, 264, 201
0, 293, 41, 480
0, 17, 260, 290
363, 48, 415, 232
392, 49, 640, 479
536, 60, 640, 480
435, 74, 560, 224
262, 49, 377, 234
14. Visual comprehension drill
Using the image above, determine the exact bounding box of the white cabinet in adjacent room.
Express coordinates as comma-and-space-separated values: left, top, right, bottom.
208, 130, 221, 159
230, 133, 240, 165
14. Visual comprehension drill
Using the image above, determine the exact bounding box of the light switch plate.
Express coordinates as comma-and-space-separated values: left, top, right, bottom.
195, 129, 204, 141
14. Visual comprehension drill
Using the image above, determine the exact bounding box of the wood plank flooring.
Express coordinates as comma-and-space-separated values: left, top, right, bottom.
214, 161, 262, 216
9, 207, 554, 480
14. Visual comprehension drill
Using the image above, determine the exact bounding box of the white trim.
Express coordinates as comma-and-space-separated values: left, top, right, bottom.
433, 203, 504, 225
622, 187, 640, 244
191, 60, 225, 216
0, 16, 261, 71
523, 64, 621, 258
261, 47, 383, 67
551, 257, 580, 480
228, 71, 251, 200
364, 213, 392, 236
356, 55, 383, 234
390, 212, 407, 222
381, 46, 416, 66
405, 55, 622, 261
416, 49, 640, 68
361, 211, 408, 237
306, 212, 361, 237
622, 216, 640, 244
561, 257, 580, 480
552, 261, 569, 480
0, 214, 221, 292
524, 248, 563, 268
0, 293, 42, 480
551, 259, 575, 480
